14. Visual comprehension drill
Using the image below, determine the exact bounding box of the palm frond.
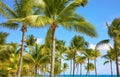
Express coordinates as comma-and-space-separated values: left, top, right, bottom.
44, 27, 52, 48
0, 31, 9, 44
95, 39, 112, 50
58, 0, 88, 18
103, 61, 109, 65
61, 21, 97, 37
26, 15, 52, 27
0, 1, 17, 18
0, 22, 19, 29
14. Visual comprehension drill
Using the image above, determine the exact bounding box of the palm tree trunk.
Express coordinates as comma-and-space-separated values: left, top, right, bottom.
86, 58, 90, 77
94, 58, 98, 77
70, 60, 73, 77
73, 50, 76, 77
77, 64, 79, 75
114, 37, 120, 77
80, 64, 82, 77
17, 24, 26, 77
110, 60, 113, 77
44, 65, 47, 77
35, 64, 38, 76
50, 20, 56, 77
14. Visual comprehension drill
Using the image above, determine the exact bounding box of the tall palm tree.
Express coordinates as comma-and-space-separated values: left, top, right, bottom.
28, 0, 97, 76
94, 39, 111, 77
65, 48, 74, 76
85, 62, 95, 76
84, 49, 94, 76
92, 49, 101, 77
75, 55, 86, 77
0, 0, 49, 76
24, 34, 50, 76
102, 49, 115, 77
106, 18, 120, 77
70, 35, 88, 77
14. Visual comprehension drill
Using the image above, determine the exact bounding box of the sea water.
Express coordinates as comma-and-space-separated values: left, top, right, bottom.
37, 75, 117, 77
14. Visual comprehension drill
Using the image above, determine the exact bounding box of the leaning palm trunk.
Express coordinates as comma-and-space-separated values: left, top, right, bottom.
110, 60, 113, 77
50, 20, 56, 77
17, 23, 26, 77
94, 59, 98, 77
114, 37, 120, 77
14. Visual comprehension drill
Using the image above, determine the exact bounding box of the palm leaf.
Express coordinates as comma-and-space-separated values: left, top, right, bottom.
0, 22, 19, 29
103, 61, 109, 65
95, 39, 112, 50
26, 15, 52, 27
61, 21, 97, 37
58, 0, 88, 18
0, 1, 17, 18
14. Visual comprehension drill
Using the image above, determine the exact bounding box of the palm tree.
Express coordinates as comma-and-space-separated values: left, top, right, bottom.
102, 49, 115, 77
65, 48, 75, 76
0, 43, 20, 76
85, 62, 95, 77
24, 34, 50, 76
70, 35, 88, 77
0, 0, 49, 76
94, 39, 112, 77
29, 0, 97, 76
92, 49, 101, 77
84, 49, 94, 76
76, 56, 86, 77
106, 18, 120, 77
0, 32, 9, 44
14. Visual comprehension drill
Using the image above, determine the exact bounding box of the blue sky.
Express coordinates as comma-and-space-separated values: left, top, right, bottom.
0, 0, 120, 75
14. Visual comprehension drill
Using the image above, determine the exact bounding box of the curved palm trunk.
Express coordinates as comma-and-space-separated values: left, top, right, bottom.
94, 59, 98, 77
50, 20, 56, 77
110, 60, 113, 77
17, 24, 26, 77
114, 37, 120, 77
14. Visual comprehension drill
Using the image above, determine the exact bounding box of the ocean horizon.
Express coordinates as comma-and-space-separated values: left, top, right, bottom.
32, 75, 117, 77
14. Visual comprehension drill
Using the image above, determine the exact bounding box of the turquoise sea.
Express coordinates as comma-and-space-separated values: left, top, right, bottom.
36, 75, 117, 77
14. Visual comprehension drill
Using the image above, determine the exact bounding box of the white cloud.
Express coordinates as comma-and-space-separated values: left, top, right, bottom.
89, 44, 96, 49
36, 38, 42, 44
89, 43, 113, 51
96, 43, 113, 51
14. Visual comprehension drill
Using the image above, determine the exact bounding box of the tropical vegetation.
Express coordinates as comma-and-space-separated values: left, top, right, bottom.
0, 0, 120, 77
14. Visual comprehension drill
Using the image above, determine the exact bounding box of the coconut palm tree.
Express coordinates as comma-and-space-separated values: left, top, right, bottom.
65, 48, 74, 76
85, 62, 95, 77
106, 18, 120, 77
84, 49, 94, 76
0, 43, 20, 77
24, 34, 50, 76
102, 49, 115, 77
93, 39, 112, 77
0, 0, 50, 76
70, 35, 88, 77
28, 0, 97, 76
76, 55, 86, 77
0, 32, 9, 44
92, 49, 101, 77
